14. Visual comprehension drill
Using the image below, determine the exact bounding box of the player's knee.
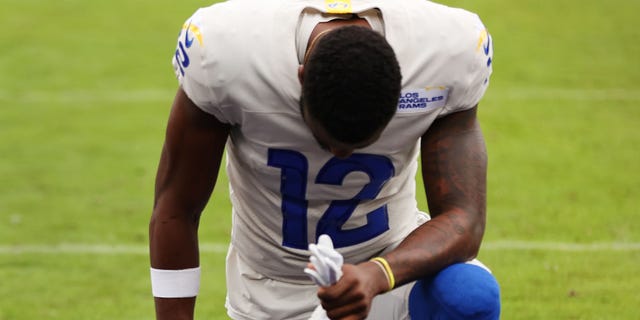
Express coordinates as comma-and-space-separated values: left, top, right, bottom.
409, 263, 501, 320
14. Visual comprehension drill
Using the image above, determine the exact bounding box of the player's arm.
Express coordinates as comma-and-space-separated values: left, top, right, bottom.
318, 106, 487, 319
149, 87, 230, 320
385, 16, 493, 279
388, 104, 487, 285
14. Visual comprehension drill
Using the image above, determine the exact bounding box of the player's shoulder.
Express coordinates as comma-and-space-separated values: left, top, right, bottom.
389, 1, 493, 113
385, 0, 482, 31
192, 0, 290, 21
181, 0, 297, 44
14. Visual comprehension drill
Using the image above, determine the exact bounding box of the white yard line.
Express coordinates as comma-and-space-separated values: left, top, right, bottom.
0, 241, 639, 255
482, 241, 640, 251
492, 87, 640, 101
0, 243, 229, 255
4, 89, 174, 104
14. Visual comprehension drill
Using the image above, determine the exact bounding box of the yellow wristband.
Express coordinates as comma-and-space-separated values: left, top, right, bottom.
370, 257, 395, 290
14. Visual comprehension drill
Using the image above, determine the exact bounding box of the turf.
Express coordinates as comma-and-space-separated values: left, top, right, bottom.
1, 0, 639, 319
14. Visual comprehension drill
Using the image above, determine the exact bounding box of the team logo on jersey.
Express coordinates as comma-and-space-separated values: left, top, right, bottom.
475, 27, 493, 85
182, 21, 203, 47
396, 87, 449, 113
476, 28, 493, 68
174, 19, 203, 76
325, 0, 352, 14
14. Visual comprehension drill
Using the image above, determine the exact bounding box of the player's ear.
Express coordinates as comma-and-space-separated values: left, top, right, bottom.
298, 65, 304, 85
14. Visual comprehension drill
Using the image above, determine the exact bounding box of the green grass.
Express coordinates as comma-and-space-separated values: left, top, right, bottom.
1, 0, 639, 319
482, 249, 640, 319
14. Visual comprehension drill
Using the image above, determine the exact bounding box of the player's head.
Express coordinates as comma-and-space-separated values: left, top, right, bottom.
299, 25, 401, 158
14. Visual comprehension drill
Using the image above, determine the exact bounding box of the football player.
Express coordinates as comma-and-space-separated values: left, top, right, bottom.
149, 0, 499, 319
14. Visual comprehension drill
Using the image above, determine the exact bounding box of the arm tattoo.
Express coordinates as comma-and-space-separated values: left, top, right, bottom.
386, 108, 488, 284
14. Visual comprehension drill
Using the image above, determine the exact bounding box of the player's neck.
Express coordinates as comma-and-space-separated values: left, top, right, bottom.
303, 17, 371, 64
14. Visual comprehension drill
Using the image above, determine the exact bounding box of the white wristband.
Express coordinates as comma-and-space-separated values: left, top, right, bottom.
150, 267, 201, 298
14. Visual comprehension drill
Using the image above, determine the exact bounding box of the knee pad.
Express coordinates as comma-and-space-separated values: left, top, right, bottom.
408, 263, 501, 320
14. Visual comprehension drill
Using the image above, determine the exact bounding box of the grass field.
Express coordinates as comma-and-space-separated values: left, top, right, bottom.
1, 0, 638, 319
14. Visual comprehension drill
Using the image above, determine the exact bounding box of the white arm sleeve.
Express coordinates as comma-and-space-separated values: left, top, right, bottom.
171, 9, 231, 123
439, 14, 494, 116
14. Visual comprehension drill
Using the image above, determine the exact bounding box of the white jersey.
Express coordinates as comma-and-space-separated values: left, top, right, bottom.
172, 0, 493, 284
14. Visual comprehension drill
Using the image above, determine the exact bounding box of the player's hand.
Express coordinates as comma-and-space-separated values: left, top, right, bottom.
317, 262, 389, 320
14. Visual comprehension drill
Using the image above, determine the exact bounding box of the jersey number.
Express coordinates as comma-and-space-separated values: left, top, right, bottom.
268, 149, 395, 249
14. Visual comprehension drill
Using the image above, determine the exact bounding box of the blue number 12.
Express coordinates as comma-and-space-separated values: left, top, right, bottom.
267, 149, 395, 249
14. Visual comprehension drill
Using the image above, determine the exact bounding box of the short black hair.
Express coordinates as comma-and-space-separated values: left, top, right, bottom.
302, 25, 402, 145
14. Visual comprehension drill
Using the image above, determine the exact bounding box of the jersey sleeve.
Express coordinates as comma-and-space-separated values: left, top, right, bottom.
439, 13, 494, 116
171, 9, 231, 123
